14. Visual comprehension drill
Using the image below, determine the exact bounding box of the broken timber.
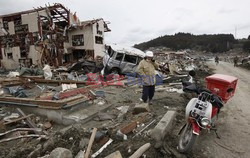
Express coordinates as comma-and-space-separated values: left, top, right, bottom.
0, 128, 42, 137
0, 135, 45, 143
22, 77, 87, 86
4, 114, 34, 125
16, 108, 40, 134
129, 143, 151, 158
85, 128, 97, 158
0, 78, 123, 109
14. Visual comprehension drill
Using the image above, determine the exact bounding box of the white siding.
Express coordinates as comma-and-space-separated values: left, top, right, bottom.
8, 21, 15, 35
0, 18, 4, 36
22, 10, 47, 32
63, 42, 72, 54
93, 20, 106, 57
66, 20, 107, 57
1, 47, 20, 69
27, 45, 41, 65
68, 25, 94, 50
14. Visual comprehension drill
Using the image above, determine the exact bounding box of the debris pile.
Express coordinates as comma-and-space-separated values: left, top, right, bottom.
0, 4, 216, 158
0, 45, 214, 158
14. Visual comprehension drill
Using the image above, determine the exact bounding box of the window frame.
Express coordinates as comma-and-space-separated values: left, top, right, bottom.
95, 36, 103, 44
123, 54, 137, 64
7, 52, 13, 59
115, 52, 124, 61
72, 34, 84, 46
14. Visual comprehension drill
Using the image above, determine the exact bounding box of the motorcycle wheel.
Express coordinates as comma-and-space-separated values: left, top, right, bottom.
178, 123, 197, 153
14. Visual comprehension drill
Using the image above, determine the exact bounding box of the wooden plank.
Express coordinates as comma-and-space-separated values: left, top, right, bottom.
0, 97, 65, 108
85, 128, 97, 158
0, 135, 44, 143
61, 97, 88, 109
0, 128, 42, 137
39, 84, 103, 100
129, 143, 151, 158
4, 114, 34, 125
16, 108, 39, 134
28, 78, 87, 85
0, 94, 89, 109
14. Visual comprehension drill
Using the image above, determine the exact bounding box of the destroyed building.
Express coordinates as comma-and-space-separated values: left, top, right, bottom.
0, 3, 111, 69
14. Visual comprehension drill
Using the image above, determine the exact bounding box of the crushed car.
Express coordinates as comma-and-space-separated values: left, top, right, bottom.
103, 44, 145, 75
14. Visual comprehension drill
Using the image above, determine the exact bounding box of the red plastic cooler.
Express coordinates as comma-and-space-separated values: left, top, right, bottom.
205, 74, 238, 103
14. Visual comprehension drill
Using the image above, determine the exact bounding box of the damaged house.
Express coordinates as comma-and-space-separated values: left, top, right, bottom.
0, 3, 110, 69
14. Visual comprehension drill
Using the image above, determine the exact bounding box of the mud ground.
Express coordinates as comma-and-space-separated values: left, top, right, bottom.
189, 61, 250, 158
0, 68, 213, 158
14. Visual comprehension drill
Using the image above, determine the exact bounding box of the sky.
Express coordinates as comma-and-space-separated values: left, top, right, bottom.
0, 0, 250, 46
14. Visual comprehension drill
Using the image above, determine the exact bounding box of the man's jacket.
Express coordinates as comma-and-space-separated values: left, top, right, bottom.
137, 59, 159, 86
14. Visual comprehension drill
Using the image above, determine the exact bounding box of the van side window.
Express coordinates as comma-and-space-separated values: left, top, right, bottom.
115, 53, 124, 61
124, 54, 137, 64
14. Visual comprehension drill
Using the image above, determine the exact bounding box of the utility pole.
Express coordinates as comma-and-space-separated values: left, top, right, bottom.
235, 26, 237, 39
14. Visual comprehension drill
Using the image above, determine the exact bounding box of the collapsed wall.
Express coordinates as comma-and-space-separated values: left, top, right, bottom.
0, 3, 110, 70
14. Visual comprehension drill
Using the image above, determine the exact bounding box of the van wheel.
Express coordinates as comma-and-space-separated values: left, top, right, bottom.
110, 68, 120, 74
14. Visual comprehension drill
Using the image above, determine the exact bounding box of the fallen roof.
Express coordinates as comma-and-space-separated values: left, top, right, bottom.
81, 18, 103, 26
79, 18, 111, 32
0, 3, 69, 18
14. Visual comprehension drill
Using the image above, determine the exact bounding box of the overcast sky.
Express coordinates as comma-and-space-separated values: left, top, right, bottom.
0, 0, 250, 46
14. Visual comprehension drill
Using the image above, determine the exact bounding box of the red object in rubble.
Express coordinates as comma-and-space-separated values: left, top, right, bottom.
205, 74, 238, 103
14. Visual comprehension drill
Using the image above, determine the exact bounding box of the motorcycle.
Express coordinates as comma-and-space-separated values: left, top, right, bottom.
177, 78, 234, 153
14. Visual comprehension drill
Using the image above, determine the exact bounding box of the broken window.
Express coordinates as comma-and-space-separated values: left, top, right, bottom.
14, 16, 27, 34
115, 53, 124, 61
15, 24, 28, 34
33, 32, 39, 43
95, 36, 103, 44
72, 34, 84, 46
19, 58, 32, 67
124, 54, 137, 64
63, 54, 71, 63
7, 53, 13, 59
20, 50, 27, 58
96, 23, 99, 33
97, 31, 103, 35
3, 20, 9, 30
73, 49, 86, 60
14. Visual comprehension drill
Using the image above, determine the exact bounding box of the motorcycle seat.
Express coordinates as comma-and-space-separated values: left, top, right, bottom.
211, 95, 223, 109
183, 83, 198, 93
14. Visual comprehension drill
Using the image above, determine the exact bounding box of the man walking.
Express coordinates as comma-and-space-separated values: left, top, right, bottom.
233, 56, 238, 67
137, 51, 158, 105
215, 56, 219, 65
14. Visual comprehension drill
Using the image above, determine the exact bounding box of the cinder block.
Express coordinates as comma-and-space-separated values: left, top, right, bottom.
151, 110, 176, 142
133, 103, 150, 114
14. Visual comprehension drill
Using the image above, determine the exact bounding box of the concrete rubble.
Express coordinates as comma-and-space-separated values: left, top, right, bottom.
0, 4, 216, 158
0, 45, 211, 157
151, 110, 176, 146
133, 103, 150, 114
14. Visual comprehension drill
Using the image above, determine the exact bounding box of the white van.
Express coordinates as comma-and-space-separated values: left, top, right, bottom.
103, 44, 145, 74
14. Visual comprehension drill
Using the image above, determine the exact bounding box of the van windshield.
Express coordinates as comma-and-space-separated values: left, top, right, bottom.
107, 46, 114, 57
